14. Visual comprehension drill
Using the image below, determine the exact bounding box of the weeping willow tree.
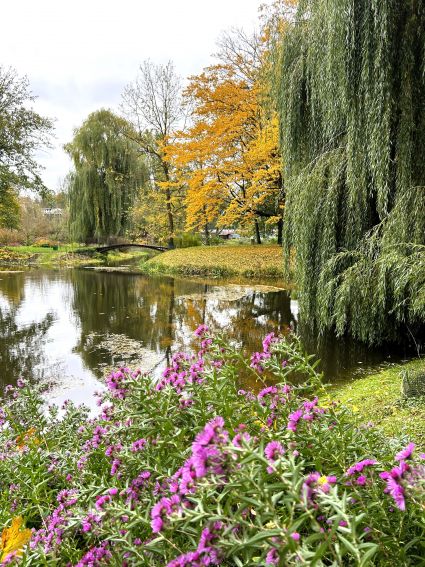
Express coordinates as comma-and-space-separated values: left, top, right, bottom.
65, 109, 146, 243
278, 0, 425, 344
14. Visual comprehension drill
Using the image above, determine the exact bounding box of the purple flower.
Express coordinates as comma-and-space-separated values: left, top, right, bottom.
265, 547, 279, 566
194, 324, 209, 337
258, 386, 278, 400
303, 472, 337, 502
232, 432, 251, 447
131, 438, 147, 452
198, 522, 223, 551
250, 351, 271, 373
395, 443, 415, 462
74, 542, 111, 566
380, 461, 410, 511
110, 458, 121, 476
262, 332, 278, 353
346, 459, 377, 475
265, 441, 284, 462
193, 417, 227, 451
287, 409, 303, 432
151, 495, 182, 533
95, 494, 111, 510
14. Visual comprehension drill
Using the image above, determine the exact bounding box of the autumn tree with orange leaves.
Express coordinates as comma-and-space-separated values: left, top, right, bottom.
166, 3, 295, 245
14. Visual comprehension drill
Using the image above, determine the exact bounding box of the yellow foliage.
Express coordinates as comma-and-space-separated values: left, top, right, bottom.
0, 517, 32, 562
166, 36, 284, 233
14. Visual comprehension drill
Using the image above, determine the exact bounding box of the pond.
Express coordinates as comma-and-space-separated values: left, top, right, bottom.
0, 268, 414, 406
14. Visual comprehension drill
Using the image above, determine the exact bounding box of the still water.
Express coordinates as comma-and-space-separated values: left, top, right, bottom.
0, 269, 412, 405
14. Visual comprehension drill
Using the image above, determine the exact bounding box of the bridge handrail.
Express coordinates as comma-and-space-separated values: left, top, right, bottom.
94, 243, 168, 253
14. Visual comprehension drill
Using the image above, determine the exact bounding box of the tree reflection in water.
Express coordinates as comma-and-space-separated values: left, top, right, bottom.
69, 270, 294, 379
0, 272, 54, 387
0, 270, 409, 397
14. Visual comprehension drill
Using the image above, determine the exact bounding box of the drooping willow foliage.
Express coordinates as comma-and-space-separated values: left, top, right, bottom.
66, 109, 145, 243
277, 0, 425, 344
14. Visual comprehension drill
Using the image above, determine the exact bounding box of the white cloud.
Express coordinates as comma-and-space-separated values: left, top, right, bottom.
1, 0, 268, 190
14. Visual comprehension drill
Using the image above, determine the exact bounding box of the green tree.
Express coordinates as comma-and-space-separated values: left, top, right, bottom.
278, 0, 425, 344
65, 110, 145, 243
0, 66, 53, 193
0, 187, 20, 229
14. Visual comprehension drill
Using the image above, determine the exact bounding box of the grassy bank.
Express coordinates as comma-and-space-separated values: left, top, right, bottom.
142, 244, 286, 278
329, 358, 425, 444
0, 245, 149, 268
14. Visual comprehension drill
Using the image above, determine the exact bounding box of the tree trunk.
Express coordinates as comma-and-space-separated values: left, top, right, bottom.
254, 218, 262, 244
165, 186, 174, 249
204, 223, 210, 245
277, 217, 283, 245
163, 162, 175, 249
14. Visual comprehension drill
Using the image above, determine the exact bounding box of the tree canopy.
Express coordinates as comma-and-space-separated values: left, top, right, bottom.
167, 27, 284, 243
121, 60, 185, 247
0, 66, 53, 193
0, 186, 20, 229
278, 0, 425, 344
65, 109, 145, 243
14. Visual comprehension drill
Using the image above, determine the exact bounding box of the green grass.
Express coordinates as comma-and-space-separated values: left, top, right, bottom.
8, 244, 83, 254
0, 245, 149, 268
327, 358, 425, 445
142, 244, 288, 279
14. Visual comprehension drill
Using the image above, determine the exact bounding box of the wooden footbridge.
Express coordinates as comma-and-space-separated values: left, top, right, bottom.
95, 243, 169, 253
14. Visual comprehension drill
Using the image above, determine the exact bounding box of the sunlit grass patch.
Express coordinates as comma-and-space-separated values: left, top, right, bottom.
329, 359, 425, 445
143, 244, 286, 279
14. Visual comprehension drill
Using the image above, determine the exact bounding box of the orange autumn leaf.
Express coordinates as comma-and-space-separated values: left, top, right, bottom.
16, 427, 39, 451
0, 517, 32, 562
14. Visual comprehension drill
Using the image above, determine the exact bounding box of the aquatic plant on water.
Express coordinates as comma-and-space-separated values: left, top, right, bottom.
0, 330, 424, 565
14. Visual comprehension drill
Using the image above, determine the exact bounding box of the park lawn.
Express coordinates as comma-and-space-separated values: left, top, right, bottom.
143, 244, 286, 278
327, 358, 425, 445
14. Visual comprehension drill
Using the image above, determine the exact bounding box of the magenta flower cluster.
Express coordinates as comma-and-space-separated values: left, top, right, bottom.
287, 397, 325, 432
250, 332, 279, 372
150, 416, 230, 533
166, 522, 223, 566
2, 327, 425, 566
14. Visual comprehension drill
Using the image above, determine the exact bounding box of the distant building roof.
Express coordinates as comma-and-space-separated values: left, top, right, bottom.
211, 229, 237, 236
43, 207, 63, 216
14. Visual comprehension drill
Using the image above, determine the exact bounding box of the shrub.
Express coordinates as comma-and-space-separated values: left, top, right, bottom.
0, 333, 424, 565
173, 232, 202, 248
0, 229, 25, 246
32, 238, 57, 248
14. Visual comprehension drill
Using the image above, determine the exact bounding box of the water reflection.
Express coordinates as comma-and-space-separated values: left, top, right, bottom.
0, 269, 415, 403
69, 271, 294, 376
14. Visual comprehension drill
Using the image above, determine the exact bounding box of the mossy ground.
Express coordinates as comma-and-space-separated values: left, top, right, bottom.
327, 358, 425, 446
142, 244, 287, 279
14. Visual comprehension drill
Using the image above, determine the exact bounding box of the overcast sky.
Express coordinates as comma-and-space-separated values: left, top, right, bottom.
1, 0, 269, 191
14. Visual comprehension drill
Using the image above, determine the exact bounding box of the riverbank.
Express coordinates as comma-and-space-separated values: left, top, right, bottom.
141, 244, 287, 279
329, 358, 425, 444
0, 245, 149, 269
